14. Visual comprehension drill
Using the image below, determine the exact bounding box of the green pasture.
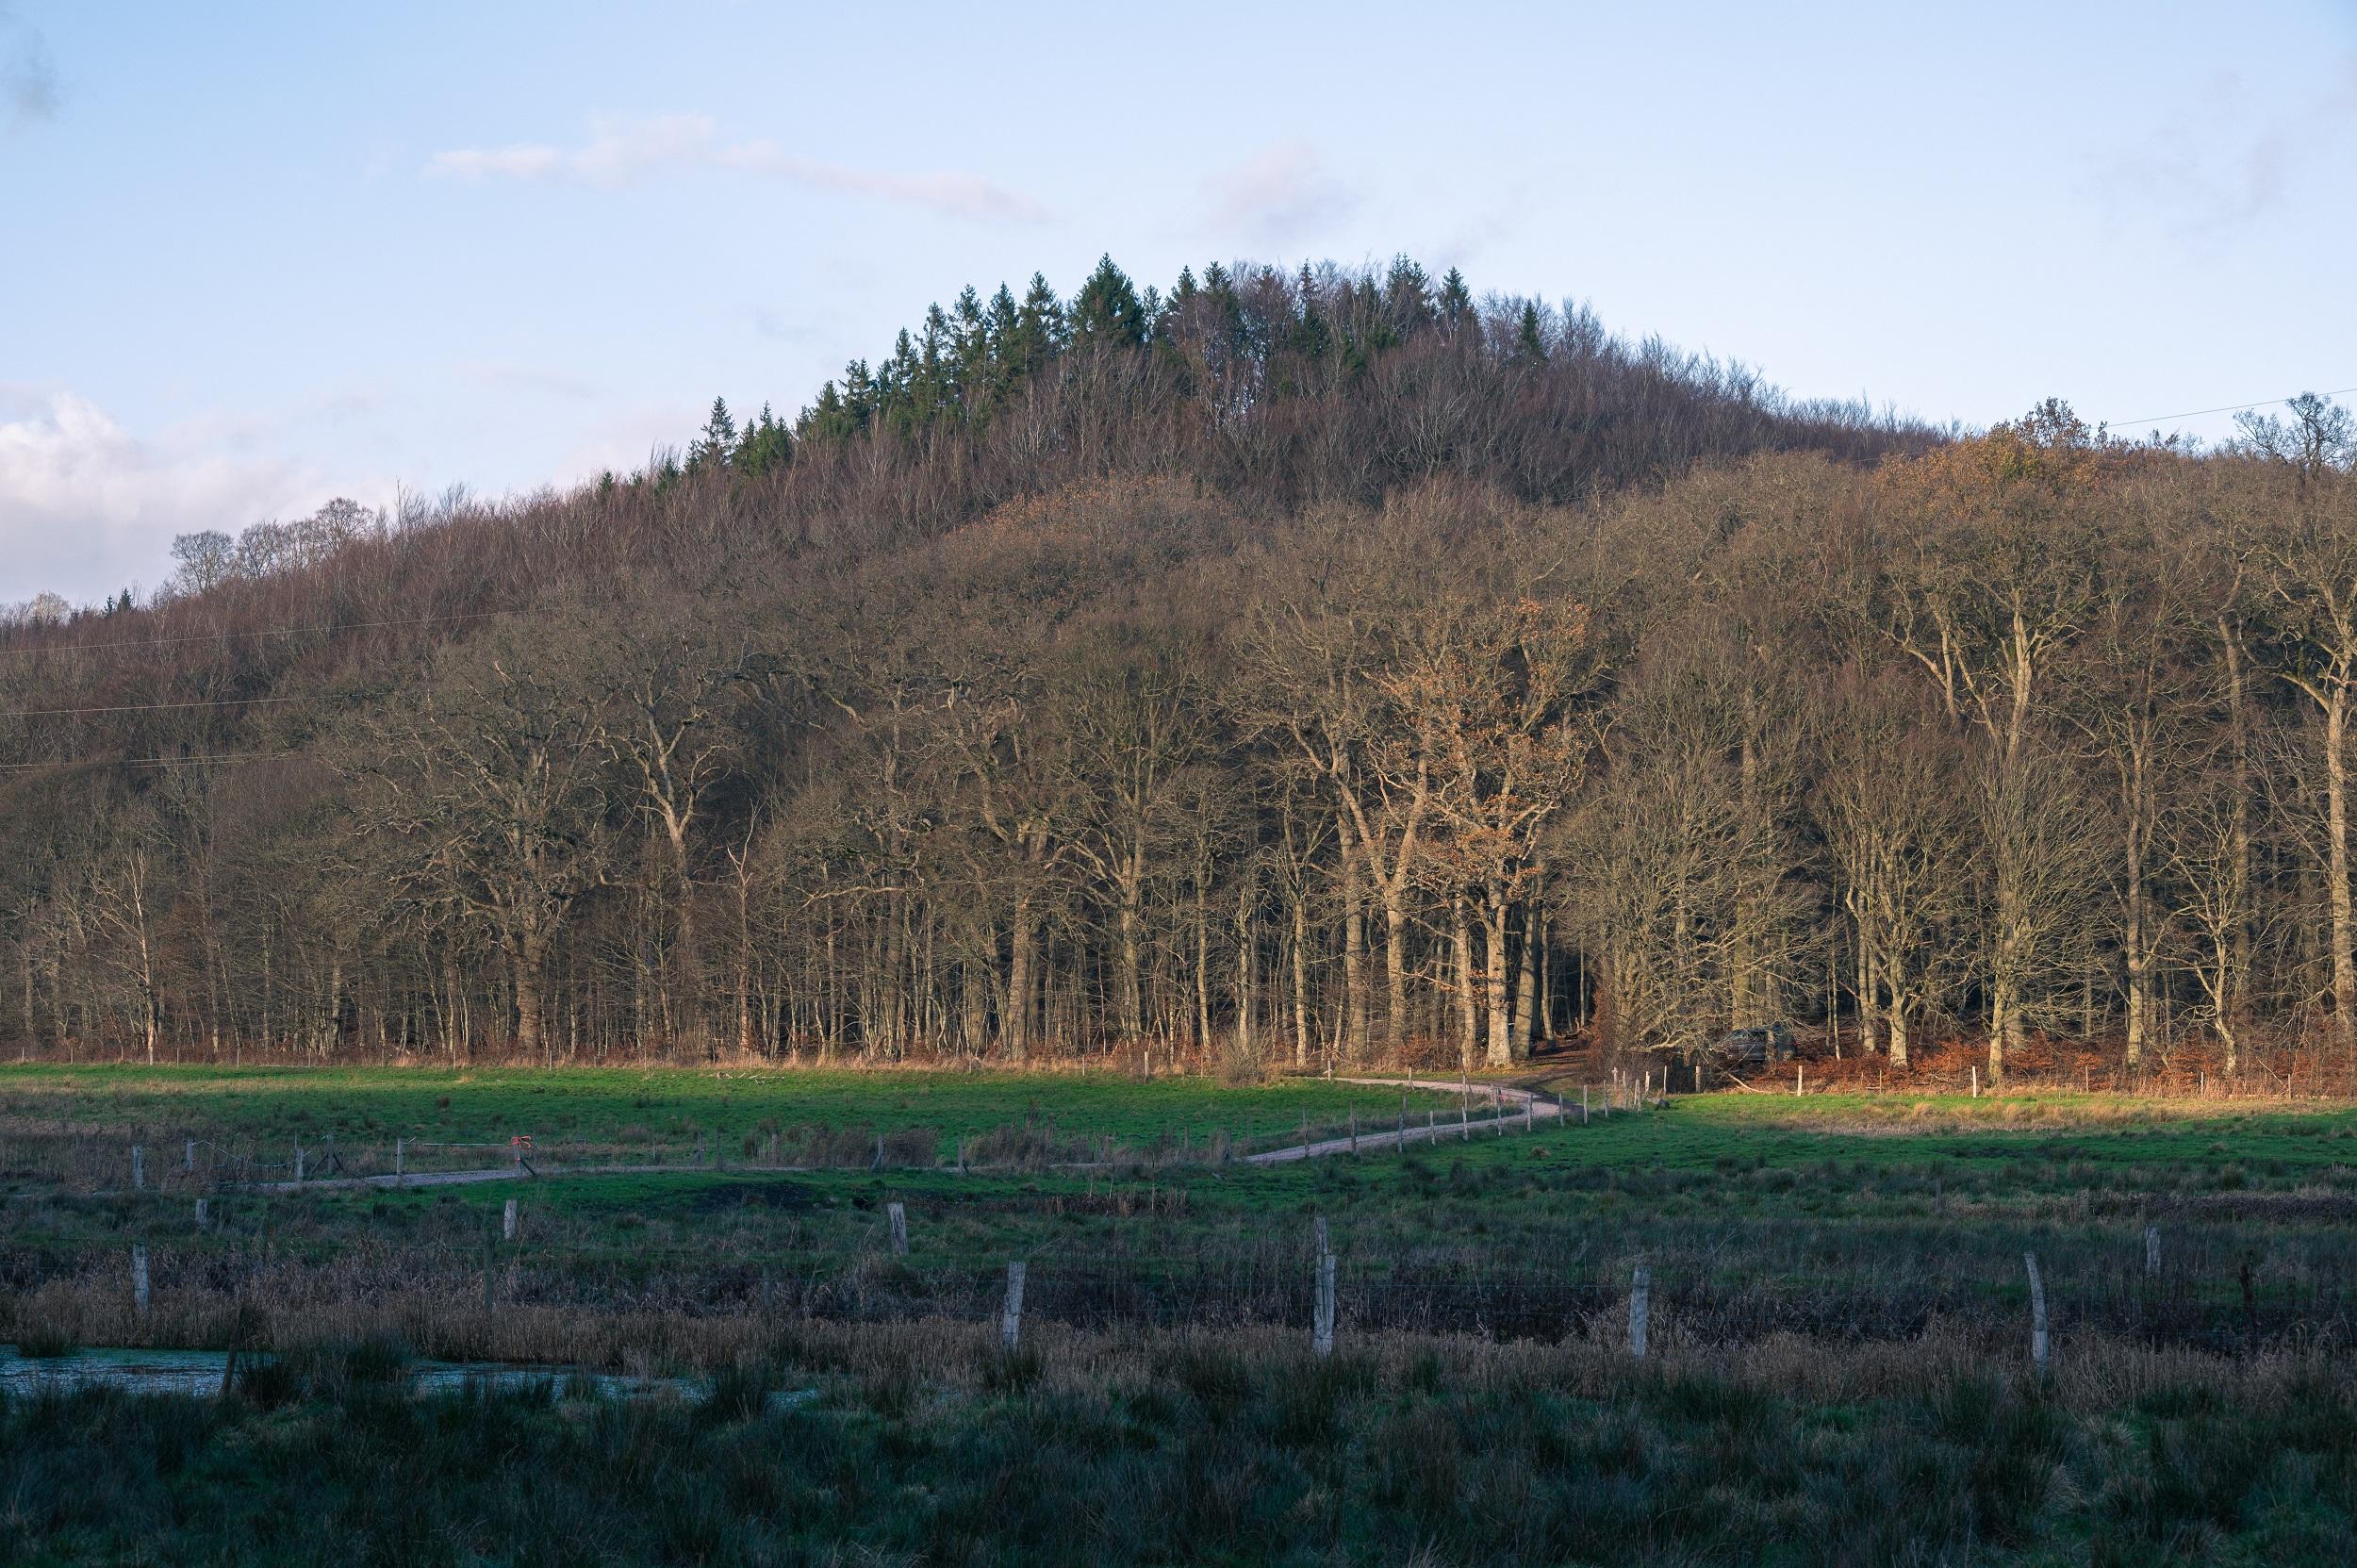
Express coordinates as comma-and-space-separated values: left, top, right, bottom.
2, 1072, 2349, 1345
0, 1063, 1460, 1162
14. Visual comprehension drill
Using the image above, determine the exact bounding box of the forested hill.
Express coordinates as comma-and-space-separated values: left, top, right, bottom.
2, 255, 2351, 1086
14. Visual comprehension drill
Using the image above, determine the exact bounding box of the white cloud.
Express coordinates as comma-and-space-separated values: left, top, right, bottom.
2091, 56, 2357, 238
426, 114, 1051, 223
1200, 139, 1355, 247
0, 390, 355, 606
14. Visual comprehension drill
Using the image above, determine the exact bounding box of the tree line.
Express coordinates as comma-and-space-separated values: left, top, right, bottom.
2, 255, 2349, 1083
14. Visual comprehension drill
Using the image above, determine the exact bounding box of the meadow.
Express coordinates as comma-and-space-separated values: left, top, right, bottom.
2, 1064, 2354, 1564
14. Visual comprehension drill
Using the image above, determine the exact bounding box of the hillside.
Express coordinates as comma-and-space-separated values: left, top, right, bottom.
1, 255, 2350, 1087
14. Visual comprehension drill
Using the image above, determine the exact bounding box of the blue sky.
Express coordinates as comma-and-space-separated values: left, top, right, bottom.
3, 0, 2353, 606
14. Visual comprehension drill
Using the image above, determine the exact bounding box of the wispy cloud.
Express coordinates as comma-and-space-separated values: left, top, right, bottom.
426, 114, 1051, 223
1, 2, 58, 130
1199, 139, 1355, 246
2090, 56, 2357, 238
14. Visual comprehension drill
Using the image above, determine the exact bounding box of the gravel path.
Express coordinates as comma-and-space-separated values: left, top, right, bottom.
229, 1077, 1583, 1191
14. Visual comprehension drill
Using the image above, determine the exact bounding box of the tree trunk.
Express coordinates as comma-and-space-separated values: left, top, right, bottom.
1886, 950, 1910, 1069
2329, 684, 2354, 1052
1004, 916, 1030, 1062
514, 922, 548, 1063
2222, 622, 2251, 1045
2124, 822, 2147, 1069
1382, 896, 1409, 1053
1291, 887, 1310, 1070
1340, 816, 1368, 1060
1515, 894, 1541, 1058
1451, 894, 1478, 1071
1118, 867, 1145, 1043
1484, 884, 1512, 1067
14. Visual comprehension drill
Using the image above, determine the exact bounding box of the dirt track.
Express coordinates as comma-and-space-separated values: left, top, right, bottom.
233, 1077, 1587, 1193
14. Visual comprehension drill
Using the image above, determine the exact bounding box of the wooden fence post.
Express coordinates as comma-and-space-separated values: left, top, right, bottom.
2144, 1225, 2160, 1277
131, 1246, 150, 1317
1582, 1085, 1591, 1126
293, 1145, 305, 1183
2024, 1251, 2050, 1376
194, 1198, 208, 1231
888, 1201, 909, 1255
503, 1197, 519, 1241
394, 1138, 404, 1186
184, 1140, 195, 1174
1629, 1264, 1650, 1359
132, 1145, 143, 1190
1312, 1217, 1336, 1358
1000, 1261, 1027, 1352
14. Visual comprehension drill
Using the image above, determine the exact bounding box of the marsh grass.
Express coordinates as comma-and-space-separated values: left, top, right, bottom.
1, 1322, 2350, 1565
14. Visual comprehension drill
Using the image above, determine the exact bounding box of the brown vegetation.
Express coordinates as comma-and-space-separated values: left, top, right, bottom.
2, 257, 2351, 1092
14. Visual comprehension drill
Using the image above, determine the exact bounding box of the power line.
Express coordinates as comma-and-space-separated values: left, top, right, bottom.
0, 752, 298, 774
2107, 386, 2357, 429
0, 603, 548, 659
0, 696, 303, 719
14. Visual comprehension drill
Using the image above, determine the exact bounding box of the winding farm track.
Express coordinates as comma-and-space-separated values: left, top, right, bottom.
229, 1077, 1594, 1194
1240, 1077, 1567, 1164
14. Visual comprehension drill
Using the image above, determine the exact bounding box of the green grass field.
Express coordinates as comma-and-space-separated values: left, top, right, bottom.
0, 1062, 1463, 1160
1, 1065, 2353, 1564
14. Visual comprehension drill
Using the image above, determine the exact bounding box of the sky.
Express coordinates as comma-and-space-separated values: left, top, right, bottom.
2, 1, 2354, 607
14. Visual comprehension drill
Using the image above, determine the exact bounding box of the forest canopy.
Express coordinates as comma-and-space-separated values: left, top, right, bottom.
3, 254, 2351, 1085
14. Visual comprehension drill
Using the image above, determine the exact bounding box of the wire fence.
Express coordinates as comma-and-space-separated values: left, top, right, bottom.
9, 1220, 2353, 1362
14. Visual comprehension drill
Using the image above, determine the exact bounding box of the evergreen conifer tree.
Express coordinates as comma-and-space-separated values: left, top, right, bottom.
1437, 267, 1473, 328
690, 397, 738, 470
1069, 255, 1148, 348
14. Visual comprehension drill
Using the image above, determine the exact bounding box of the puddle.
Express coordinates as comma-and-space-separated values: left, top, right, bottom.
0, 1345, 811, 1407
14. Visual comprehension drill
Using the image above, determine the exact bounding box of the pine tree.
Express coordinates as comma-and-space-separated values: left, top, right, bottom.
1438, 267, 1473, 329
1289, 263, 1332, 365
1011, 272, 1064, 376
735, 403, 794, 475
842, 359, 877, 427
690, 398, 738, 470
951, 286, 992, 420
984, 283, 1025, 409
1515, 302, 1547, 366
1384, 255, 1432, 337
798, 381, 858, 443
1069, 255, 1147, 348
